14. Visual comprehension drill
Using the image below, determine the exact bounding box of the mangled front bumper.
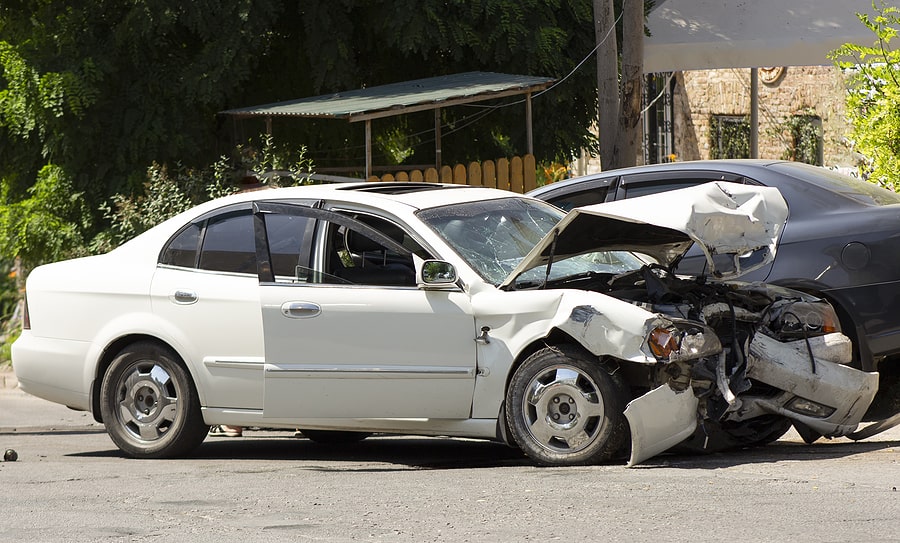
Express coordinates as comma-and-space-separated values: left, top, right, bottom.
624, 332, 878, 466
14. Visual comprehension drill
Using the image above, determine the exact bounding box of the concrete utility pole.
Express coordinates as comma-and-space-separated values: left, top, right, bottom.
595, 0, 619, 170
595, 0, 644, 170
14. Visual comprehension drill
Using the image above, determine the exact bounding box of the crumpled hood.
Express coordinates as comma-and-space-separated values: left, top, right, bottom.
501, 182, 788, 287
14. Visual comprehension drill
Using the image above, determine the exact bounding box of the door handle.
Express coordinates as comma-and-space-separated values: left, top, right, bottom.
171, 290, 198, 305
281, 301, 321, 319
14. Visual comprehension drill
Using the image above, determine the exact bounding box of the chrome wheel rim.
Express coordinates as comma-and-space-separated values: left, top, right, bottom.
521, 365, 604, 454
114, 361, 179, 442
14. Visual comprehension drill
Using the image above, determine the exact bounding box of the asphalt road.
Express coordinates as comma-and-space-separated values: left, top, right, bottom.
3, 370, 900, 542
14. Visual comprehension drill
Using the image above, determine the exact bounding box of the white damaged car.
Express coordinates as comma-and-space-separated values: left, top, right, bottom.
12, 181, 881, 465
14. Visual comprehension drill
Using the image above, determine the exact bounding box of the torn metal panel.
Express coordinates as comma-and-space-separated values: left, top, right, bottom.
553, 301, 660, 364
625, 384, 700, 467
745, 332, 877, 434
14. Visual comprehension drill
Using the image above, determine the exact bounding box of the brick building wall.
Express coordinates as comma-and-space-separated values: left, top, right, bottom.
677, 66, 856, 168
573, 66, 857, 176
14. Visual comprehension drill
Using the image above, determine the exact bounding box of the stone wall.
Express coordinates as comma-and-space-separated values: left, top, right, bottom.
575, 66, 857, 175
678, 66, 856, 168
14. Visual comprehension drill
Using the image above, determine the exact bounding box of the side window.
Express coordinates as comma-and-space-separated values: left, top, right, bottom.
620, 173, 746, 200
265, 213, 316, 282
321, 214, 424, 287
160, 223, 201, 268
546, 186, 609, 211
622, 179, 713, 199
198, 212, 256, 274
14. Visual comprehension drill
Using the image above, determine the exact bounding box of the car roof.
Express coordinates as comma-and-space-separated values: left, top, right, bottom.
530, 159, 900, 211
115, 182, 534, 258
528, 159, 788, 196
214, 182, 521, 211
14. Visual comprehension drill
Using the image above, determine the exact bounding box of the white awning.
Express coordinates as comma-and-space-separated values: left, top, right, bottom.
644, 0, 880, 73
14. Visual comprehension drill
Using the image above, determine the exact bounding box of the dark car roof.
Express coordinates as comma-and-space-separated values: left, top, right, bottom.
531, 160, 900, 216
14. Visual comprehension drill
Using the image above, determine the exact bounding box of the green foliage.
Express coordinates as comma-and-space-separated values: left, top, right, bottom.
0, 164, 90, 272
252, 0, 599, 168
831, 2, 900, 190
92, 136, 314, 251
0, 0, 602, 262
708, 116, 750, 159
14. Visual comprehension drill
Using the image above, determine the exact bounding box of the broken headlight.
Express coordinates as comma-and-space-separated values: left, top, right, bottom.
643, 319, 723, 363
769, 300, 841, 340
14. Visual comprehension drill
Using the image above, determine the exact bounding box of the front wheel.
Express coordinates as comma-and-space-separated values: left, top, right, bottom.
506, 345, 630, 466
99, 341, 208, 458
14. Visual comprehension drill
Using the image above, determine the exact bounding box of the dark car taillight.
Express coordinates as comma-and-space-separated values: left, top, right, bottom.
22, 293, 30, 330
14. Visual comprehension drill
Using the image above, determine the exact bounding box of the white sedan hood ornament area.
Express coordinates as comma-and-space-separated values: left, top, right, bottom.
501, 181, 788, 289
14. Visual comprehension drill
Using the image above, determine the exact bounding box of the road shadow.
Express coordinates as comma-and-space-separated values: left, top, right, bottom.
633, 438, 900, 470
72, 432, 533, 470
68, 431, 900, 470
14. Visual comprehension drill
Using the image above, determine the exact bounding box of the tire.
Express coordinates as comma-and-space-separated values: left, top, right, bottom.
505, 344, 630, 466
99, 341, 208, 459
299, 430, 371, 444
675, 415, 792, 453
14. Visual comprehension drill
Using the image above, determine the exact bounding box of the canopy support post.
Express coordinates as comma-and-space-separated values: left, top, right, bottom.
750, 68, 759, 159
365, 119, 372, 179
526, 92, 534, 155
435, 107, 442, 171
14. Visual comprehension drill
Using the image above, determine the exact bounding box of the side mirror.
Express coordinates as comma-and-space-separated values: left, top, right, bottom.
417, 259, 458, 288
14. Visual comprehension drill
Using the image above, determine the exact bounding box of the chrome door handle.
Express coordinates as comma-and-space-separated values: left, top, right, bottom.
171, 290, 198, 304
281, 301, 321, 319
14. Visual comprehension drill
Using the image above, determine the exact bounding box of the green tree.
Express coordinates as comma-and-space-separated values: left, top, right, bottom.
831, 2, 900, 190
1, 1, 285, 249
1, 0, 604, 269
244, 0, 600, 169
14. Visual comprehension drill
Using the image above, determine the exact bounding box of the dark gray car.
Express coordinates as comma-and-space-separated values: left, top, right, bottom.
530, 159, 900, 417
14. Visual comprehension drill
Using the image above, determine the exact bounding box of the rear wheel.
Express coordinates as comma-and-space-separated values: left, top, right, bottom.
99, 342, 208, 458
506, 345, 629, 466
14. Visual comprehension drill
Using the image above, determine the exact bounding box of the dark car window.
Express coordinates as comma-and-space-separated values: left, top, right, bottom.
198, 212, 257, 273
620, 175, 743, 199
546, 186, 611, 211
265, 213, 316, 281
159, 223, 201, 268
320, 213, 423, 287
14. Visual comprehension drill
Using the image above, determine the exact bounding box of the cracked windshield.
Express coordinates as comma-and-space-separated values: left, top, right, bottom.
418, 197, 645, 287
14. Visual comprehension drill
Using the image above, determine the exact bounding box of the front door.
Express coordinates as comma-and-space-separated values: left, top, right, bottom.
254, 202, 478, 420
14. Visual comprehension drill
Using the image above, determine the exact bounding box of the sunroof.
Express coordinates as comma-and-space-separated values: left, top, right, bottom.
339, 183, 472, 195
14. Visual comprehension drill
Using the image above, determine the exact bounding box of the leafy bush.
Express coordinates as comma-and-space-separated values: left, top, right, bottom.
831, 4, 900, 190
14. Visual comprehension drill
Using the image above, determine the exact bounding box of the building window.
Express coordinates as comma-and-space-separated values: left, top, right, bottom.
709, 115, 750, 159
783, 114, 823, 166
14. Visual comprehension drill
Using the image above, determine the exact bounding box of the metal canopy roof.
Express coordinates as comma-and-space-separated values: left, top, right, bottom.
220, 71, 555, 122
220, 71, 555, 178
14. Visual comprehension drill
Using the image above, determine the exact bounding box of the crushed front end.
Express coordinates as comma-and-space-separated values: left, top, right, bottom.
616, 266, 878, 465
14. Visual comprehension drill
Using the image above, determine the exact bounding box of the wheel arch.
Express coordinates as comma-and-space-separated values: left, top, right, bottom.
496, 327, 632, 444
90, 334, 188, 423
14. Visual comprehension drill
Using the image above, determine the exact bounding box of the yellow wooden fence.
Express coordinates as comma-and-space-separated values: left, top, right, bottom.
367, 154, 537, 194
